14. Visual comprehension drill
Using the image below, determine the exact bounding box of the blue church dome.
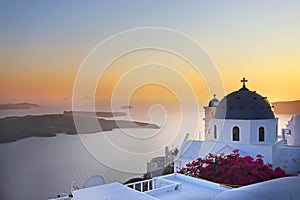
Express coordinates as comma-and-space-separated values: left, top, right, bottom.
215, 78, 275, 120
208, 95, 219, 107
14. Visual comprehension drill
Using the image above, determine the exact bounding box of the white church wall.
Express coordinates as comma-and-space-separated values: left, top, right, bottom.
243, 145, 273, 163
210, 118, 251, 144
209, 118, 222, 141
210, 142, 273, 164
250, 118, 278, 145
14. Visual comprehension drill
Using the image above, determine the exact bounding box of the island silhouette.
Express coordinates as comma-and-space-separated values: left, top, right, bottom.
0, 111, 159, 143
273, 100, 300, 114
0, 103, 40, 110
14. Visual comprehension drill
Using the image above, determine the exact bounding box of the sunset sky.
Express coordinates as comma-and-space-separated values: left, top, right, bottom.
1, 0, 300, 105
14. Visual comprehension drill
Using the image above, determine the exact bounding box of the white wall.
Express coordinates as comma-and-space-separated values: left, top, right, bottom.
210, 118, 278, 145
211, 118, 251, 144
250, 118, 278, 145
273, 140, 300, 175
286, 115, 300, 146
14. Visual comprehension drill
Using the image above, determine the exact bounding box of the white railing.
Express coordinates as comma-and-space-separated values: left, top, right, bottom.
145, 178, 181, 196
125, 176, 181, 195
125, 179, 153, 192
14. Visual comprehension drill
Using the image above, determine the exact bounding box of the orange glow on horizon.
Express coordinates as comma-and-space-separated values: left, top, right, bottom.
1, 43, 299, 103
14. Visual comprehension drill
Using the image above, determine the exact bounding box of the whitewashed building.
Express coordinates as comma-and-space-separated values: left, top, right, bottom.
176, 78, 300, 175
49, 78, 300, 200
283, 114, 300, 146
52, 173, 300, 200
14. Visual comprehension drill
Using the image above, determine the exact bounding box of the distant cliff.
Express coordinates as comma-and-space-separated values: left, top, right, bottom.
0, 111, 159, 143
120, 105, 133, 109
0, 103, 40, 110
272, 100, 300, 115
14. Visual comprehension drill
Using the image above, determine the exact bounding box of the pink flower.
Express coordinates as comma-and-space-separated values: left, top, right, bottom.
232, 149, 239, 153
178, 150, 290, 186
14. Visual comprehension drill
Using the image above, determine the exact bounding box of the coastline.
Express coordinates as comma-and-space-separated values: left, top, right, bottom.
0, 111, 159, 143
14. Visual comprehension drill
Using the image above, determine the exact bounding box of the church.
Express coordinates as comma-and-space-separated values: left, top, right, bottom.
175, 78, 300, 175
52, 78, 300, 200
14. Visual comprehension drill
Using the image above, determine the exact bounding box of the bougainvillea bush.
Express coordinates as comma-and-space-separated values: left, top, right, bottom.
178, 150, 289, 186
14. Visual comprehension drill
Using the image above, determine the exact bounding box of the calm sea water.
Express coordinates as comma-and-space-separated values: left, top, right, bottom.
0, 101, 293, 200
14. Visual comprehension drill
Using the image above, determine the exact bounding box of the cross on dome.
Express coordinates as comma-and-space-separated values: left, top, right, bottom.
241, 77, 248, 88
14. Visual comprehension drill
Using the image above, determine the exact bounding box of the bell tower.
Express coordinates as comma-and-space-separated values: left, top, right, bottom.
203, 94, 219, 140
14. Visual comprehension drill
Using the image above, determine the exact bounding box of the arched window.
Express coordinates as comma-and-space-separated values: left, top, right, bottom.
259, 127, 265, 142
233, 126, 240, 141
214, 125, 217, 139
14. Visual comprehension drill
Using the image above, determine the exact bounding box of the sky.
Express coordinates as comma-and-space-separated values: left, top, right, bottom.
1, 0, 300, 105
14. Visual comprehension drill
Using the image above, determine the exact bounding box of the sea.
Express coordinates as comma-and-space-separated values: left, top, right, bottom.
0, 99, 293, 200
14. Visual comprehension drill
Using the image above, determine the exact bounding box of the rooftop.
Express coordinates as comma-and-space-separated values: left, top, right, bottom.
71, 174, 228, 200
69, 174, 300, 200
215, 78, 275, 120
